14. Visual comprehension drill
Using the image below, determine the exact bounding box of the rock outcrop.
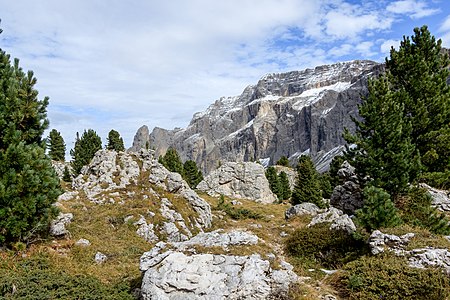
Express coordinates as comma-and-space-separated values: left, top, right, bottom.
69, 149, 212, 243
139, 233, 298, 300
132, 60, 383, 174
308, 207, 356, 234
330, 161, 363, 214
420, 183, 450, 212
50, 212, 73, 237
197, 162, 277, 203
369, 230, 450, 274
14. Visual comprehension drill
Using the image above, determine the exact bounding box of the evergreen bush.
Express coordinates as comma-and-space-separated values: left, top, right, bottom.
106, 129, 125, 152
47, 129, 66, 161
291, 156, 324, 208
70, 129, 102, 175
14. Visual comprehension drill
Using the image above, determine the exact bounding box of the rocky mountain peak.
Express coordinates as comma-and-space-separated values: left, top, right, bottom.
132, 59, 383, 174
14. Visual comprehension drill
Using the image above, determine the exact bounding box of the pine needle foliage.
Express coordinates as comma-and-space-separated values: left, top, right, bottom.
70, 129, 102, 175
356, 186, 402, 232
158, 147, 184, 175
0, 30, 61, 244
291, 156, 324, 208
106, 129, 125, 152
47, 129, 66, 161
183, 160, 203, 188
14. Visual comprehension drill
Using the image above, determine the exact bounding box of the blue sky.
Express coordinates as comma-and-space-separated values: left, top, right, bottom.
1, 0, 450, 154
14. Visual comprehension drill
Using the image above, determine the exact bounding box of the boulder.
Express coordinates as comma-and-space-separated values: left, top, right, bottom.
330, 161, 363, 214
95, 252, 108, 264
50, 212, 73, 237
308, 208, 356, 234
420, 183, 450, 212
139, 242, 298, 300
75, 238, 91, 247
197, 162, 277, 203
368, 230, 414, 255
172, 230, 258, 250
285, 202, 322, 220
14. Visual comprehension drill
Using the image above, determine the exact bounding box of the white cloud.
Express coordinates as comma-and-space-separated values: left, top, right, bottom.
387, 0, 440, 19
380, 39, 401, 54
0, 0, 446, 152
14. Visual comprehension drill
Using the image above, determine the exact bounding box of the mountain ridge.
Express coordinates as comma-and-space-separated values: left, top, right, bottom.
131, 59, 384, 174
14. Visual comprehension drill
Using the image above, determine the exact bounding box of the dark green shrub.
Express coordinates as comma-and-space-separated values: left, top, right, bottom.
356, 186, 402, 232
70, 129, 102, 175
106, 129, 125, 152
0, 256, 134, 299
284, 223, 368, 269
291, 156, 324, 208
216, 195, 262, 220
399, 187, 450, 235
333, 255, 450, 300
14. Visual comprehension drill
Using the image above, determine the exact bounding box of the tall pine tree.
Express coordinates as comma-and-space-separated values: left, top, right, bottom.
183, 160, 203, 188
47, 129, 66, 161
265, 166, 281, 199
344, 77, 420, 197
0, 25, 61, 244
278, 171, 291, 200
159, 147, 184, 175
291, 156, 324, 208
106, 129, 125, 152
386, 26, 450, 174
70, 129, 102, 175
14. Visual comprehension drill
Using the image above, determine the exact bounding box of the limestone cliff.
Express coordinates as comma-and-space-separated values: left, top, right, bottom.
132, 60, 384, 174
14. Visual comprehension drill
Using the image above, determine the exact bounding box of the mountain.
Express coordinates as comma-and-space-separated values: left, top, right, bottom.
131, 60, 384, 174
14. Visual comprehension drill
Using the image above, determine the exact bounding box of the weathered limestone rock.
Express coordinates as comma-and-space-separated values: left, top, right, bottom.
57, 191, 79, 202
75, 238, 91, 247
330, 161, 363, 214
285, 202, 322, 220
51, 161, 72, 179
308, 207, 356, 234
369, 230, 450, 273
50, 212, 73, 237
274, 166, 297, 190
368, 230, 415, 255
197, 162, 277, 203
129, 125, 150, 152
420, 183, 450, 212
148, 160, 212, 228
172, 230, 258, 250
134, 216, 159, 243
139, 242, 298, 300
133, 60, 382, 175
95, 252, 107, 264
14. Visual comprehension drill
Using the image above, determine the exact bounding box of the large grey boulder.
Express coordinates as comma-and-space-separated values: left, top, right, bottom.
330, 161, 363, 214
139, 242, 298, 300
172, 230, 259, 250
133, 60, 382, 174
308, 207, 356, 234
285, 202, 322, 220
197, 162, 277, 203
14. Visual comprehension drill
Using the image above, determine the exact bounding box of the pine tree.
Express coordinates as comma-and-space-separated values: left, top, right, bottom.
344, 76, 420, 197
0, 30, 62, 244
278, 171, 291, 200
106, 129, 125, 152
276, 156, 290, 167
159, 147, 184, 175
62, 166, 72, 183
183, 160, 203, 188
70, 129, 102, 175
47, 129, 66, 161
356, 186, 402, 232
291, 156, 324, 208
386, 26, 450, 173
265, 166, 281, 199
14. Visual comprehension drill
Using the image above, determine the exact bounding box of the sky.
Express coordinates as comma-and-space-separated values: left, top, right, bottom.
1, 0, 450, 155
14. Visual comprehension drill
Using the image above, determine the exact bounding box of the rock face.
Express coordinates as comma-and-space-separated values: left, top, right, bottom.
129, 125, 150, 152
197, 162, 277, 203
139, 234, 298, 300
132, 60, 383, 174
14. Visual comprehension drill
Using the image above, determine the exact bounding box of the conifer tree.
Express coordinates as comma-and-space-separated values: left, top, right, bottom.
47, 129, 66, 161
70, 129, 102, 175
344, 77, 420, 197
278, 171, 291, 200
183, 160, 203, 188
276, 156, 290, 167
106, 129, 125, 152
0, 28, 61, 244
159, 147, 184, 175
62, 166, 72, 183
386, 26, 450, 173
291, 156, 324, 208
356, 186, 402, 232
265, 166, 281, 199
